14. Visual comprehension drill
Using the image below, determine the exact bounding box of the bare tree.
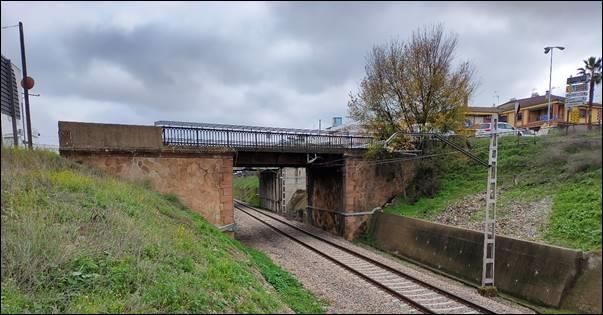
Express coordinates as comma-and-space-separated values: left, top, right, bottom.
348, 25, 476, 147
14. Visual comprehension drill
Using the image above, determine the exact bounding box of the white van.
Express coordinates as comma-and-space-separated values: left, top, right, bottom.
475, 122, 523, 137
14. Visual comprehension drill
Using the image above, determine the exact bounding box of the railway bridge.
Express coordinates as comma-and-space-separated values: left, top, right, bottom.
58, 120, 413, 239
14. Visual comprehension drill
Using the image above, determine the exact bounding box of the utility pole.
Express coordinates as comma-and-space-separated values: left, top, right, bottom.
480, 113, 499, 296
547, 50, 553, 123
544, 46, 565, 126
383, 128, 500, 297
19, 21, 33, 149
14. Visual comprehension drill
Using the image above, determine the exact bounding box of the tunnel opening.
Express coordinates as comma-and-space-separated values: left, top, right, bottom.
234, 166, 308, 222
232, 152, 346, 234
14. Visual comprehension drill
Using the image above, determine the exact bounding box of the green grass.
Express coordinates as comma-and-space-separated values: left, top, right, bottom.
384, 167, 484, 218
383, 141, 488, 219
234, 175, 260, 207
245, 249, 326, 313
383, 131, 602, 250
1, 147, 326, 314
546, 170, 602, 251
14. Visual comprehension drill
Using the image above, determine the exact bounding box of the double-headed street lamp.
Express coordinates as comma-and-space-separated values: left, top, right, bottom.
544, 46, 565, 125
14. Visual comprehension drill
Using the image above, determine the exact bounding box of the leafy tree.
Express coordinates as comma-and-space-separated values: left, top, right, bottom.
348, 24, 476, 149
577, 56, 602, 129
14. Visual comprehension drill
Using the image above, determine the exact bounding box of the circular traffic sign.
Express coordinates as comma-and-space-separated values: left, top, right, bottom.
21, 76, 34, 89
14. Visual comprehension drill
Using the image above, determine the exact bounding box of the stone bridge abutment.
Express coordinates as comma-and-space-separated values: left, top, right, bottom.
307, 155, 415, 240
58, 121, 235, 231
58, 121, 414, 239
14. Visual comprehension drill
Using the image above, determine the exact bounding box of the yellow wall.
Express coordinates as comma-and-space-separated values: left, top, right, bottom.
567, 106, 602, 124
466, 103, 601, 128
584, 107, 601, 123
592, 108, 601, 123
508, 114, 514, 126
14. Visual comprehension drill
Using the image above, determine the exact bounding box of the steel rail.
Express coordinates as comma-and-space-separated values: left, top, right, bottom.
236, 200, 496, 314
236, 202, 432, 314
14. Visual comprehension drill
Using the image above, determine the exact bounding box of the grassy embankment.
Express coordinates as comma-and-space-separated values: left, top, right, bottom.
384, 130, 602, 251
1, 148, 325, 313
234, 175, 260, 207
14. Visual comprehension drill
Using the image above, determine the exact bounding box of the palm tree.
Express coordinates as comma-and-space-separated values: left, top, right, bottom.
577, 56, 602, 129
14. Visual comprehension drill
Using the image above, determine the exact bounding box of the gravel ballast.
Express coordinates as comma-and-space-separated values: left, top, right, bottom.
235, 208, 533, 314
236, 209, 416, 314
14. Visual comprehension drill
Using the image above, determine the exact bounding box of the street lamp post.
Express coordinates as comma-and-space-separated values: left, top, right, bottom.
544, 46, 565, 125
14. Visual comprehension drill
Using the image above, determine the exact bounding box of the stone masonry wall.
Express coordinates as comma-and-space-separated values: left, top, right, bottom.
342, 157, 415, 240
58, 121, 235, 229
306, 165, 344, 235
63, 152, 234, 227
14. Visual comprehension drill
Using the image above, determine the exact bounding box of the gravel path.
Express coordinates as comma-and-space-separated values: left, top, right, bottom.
235, 207, 533, 314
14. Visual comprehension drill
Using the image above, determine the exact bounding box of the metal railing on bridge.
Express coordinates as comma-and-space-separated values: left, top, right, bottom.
155, 121, 373, 153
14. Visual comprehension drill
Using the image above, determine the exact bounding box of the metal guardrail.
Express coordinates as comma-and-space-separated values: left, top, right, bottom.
160, 126, 374, 153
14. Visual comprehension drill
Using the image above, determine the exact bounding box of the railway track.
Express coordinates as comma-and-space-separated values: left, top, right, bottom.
235, 200, 496, 314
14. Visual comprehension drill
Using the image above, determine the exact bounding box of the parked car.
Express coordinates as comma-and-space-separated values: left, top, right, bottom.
516, 128, 536, 136
409, 124, 456, 137
475, 122, 525, 137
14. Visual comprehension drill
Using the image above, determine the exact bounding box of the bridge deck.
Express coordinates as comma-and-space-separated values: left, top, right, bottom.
156, 121, 373, 154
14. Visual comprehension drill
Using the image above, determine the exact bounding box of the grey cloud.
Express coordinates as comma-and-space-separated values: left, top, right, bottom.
1, 1, 601, 146
62, 24, 261, 87
25, 19, 356, 107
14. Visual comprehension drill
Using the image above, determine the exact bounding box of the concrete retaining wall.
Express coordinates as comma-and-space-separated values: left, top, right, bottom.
259, 170, 280, 212
560, 251, 602, 313
259, 168, 306, 218
282, 167, 306, 212
371, 213, 600, 312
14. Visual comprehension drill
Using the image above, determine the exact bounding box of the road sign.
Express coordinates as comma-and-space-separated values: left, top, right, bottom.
566, 75, 588, 85
566, 83, 588, 92
566, 75, 590, 109
566, 96, 588, 103
566, 91, 588, 97
566, 95, 588, 105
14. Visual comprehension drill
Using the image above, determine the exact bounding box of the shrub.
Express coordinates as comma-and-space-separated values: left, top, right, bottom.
405, 160, 440, 203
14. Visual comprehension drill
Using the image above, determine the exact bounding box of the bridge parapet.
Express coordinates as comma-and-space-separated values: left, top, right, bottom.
59, 121, 162, 151
59, 121, 373, 155
157, 121, 372, 154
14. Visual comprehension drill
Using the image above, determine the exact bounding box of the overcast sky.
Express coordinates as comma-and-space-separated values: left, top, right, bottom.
1, 1, 602, 145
